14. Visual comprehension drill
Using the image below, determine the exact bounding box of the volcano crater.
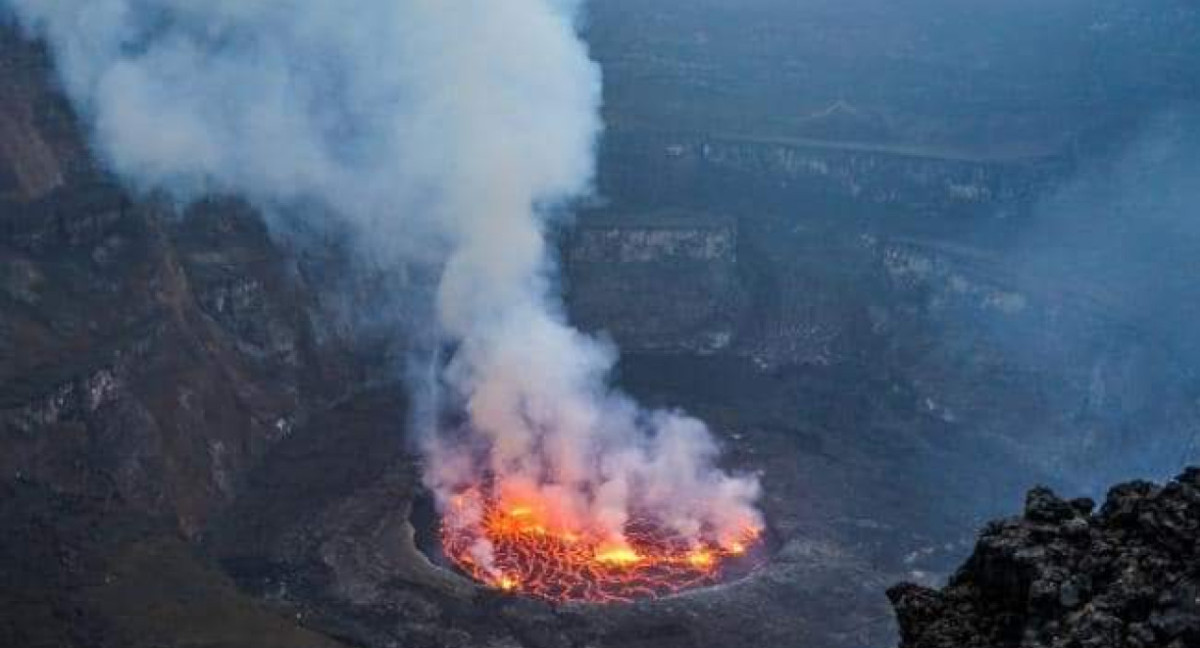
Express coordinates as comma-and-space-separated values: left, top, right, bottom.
410, 487, 776, 605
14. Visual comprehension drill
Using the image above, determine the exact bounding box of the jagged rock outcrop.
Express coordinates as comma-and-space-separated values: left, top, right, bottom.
889, 469, 1200, 648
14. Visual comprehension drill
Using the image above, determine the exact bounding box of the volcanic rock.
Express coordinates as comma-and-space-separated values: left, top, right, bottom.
889, 468, 1200, 648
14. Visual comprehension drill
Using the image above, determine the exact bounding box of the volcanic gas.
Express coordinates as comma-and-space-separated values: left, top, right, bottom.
440, 487, 764, 603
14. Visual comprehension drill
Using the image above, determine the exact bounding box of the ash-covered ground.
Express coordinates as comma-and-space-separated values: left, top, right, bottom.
2, 2, 1200, 647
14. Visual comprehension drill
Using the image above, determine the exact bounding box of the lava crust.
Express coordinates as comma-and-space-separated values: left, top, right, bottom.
440, 490, 763, 603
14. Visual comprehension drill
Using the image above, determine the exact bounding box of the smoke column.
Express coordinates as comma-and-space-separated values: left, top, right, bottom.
6, 0, 762, 569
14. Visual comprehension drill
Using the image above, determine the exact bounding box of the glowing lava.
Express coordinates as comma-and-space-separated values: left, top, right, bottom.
440, 490, 763, 603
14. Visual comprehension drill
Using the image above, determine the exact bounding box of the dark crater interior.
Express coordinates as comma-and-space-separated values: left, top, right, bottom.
2, 3, 1200, 647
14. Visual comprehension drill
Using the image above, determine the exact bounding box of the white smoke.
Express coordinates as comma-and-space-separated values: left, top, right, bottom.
7, 0, 761, 563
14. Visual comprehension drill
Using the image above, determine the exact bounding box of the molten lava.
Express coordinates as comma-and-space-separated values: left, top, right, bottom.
440, 489, 763, 603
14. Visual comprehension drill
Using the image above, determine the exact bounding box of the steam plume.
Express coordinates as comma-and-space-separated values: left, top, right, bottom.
7, 0, 761, 565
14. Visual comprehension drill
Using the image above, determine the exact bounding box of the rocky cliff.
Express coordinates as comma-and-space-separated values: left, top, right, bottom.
600, 130, 1067, 217
0, 29, 378, 648
890, 469, 1200, 648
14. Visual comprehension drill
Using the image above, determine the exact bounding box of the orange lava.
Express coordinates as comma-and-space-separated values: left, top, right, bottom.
440, 490, 762, 603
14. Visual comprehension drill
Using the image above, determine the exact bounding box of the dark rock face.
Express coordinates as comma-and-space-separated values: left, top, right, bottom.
0, 178, 342, 536
0, 27, 373, 648
566, 213, 744, 354
0, 28, 364, 539
889, 469, 1200, 648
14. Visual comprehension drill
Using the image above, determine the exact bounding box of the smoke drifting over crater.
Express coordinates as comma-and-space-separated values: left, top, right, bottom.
6, 0, 761, 572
